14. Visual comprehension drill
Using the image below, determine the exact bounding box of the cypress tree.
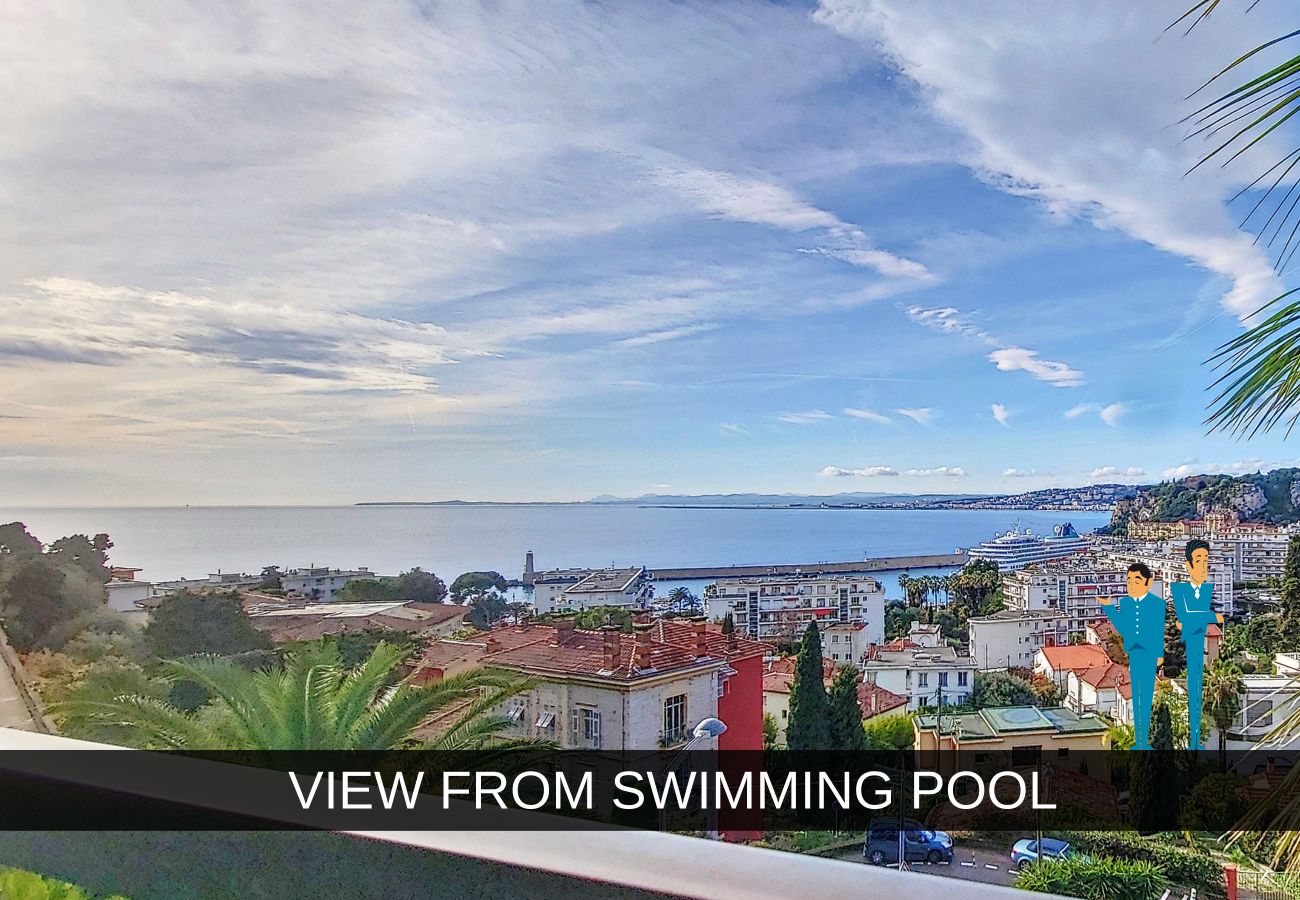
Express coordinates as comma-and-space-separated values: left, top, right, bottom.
828, 665, 868, 752
786, 623, 831, 750
721, 612, 735, 635
1130, 704, 1179, 832
1282, 536, 1300, 639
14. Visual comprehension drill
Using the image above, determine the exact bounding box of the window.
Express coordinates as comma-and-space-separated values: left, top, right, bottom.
957, 671, 969, 687
1245, 699, 1274, 728
717, 675, 726, 698
938, 672, 949, 687
1057, 748, 1070, 759
581, 708, 601, 745
506, 706, 525, 723
663, 694, 687, 743
917, 672, 929, 688
1011, 745, 1042, 767
781, 709, 787, 719
535, 711, 555, 729
831, 635, 840, 643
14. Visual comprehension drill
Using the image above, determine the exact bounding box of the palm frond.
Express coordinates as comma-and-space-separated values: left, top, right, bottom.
1205, 288, 1300, 436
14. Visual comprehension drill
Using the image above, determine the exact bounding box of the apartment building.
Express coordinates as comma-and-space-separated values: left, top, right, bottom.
414, 620, 731, 750
968, 608, 1068, 671
1095, 544, 1235, 617
860, 643, 976, 710
1002, 559, 1161, 642
913, 705, 1110, 774
282, 566, 378, 602
823, 621, 871, 666
533, 567, 651, 614
705, 575, 885, 646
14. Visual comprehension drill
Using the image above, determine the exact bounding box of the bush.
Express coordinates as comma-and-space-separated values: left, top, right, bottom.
1060, 831, 1225, 899
1014, 855, 1166, 900
0, 866, 130, 899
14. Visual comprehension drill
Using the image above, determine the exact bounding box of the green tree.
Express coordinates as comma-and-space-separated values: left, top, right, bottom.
0, 522, 43, 557
571, 607, 634, 631
763, 712, 779, 749
51, 656, 171, 745
864, 713, 914, 750
53, 641, 533, 750
391, 568, 447, 604
466, 591, 509, 630
666, 586, 701, 615
0, 867, 129, 900
451, 571, 508, 603
721, 612, 735, 634
786, 623, 831, 750
1203, 660, 1243, 771
971, 670, 1038, 708
1014, 854, 1166, 900
0, 555, 105, 651
827, 665, 868, 752
335, 579, 399, 603
144, 591, 272, 659
1162, 600, 1187, 678
1130, 704, 1179, 832
1282, 536, 1300, 641
46, 534, 112, 582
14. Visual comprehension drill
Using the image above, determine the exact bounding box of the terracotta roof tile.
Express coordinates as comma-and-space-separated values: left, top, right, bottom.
1039, 644, 1111, 674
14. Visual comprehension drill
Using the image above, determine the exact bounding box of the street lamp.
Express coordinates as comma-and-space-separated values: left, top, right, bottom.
659, 717, 728, 833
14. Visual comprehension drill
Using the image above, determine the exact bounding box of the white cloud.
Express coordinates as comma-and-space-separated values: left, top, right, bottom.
905, 306, 993, 343
718, 423, 749, 436
1064, 403, 1096, 419
777, 409, 834, 425
1003, 467, 1047, 477
1160, 458, 1274, 478
820, 465, 899, 477
903, 466, 967, 477
988, 347, 1084, 388
991, 403, 1011, 427
815, 0, 1285, 318
843, 407, 893, 425
1090, 466, 1146, 478
895, 407, 937, 426
1099, 402, 1129, 427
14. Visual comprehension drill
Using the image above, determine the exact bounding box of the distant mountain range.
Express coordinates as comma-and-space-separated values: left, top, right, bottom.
1111, 467, 1300, 531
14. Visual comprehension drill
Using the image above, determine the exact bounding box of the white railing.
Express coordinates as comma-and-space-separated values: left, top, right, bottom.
0, 727, 1055, 899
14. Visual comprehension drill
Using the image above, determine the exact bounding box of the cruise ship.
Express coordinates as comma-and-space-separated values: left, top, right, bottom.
963, 523, 1089, 571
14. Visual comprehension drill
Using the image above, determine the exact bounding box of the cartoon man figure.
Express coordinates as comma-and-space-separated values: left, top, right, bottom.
1101, 563, 1165, 750
1171, 538, 1223, 751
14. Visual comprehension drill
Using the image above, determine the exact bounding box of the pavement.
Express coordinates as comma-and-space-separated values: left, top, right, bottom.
0, 646, 39, 731
835, 845, 1017, 887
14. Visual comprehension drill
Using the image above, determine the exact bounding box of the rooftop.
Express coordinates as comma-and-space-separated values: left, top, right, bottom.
862, 644, 973, 668
915, 705, 1108, 740
969, 608, 1066, 623
1037, 643, 1111, 674
565, 567, 646, 594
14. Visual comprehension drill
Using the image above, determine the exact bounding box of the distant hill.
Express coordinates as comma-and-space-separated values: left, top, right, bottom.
585, 491, 988, 506
1110, 468, 1300, 532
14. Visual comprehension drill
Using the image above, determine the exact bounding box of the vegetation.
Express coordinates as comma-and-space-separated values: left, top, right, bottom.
826, 665, 867, 752
335, 568, 448, 604
0, 523, 117, 651
863, 713, 914, 750
568, 607, 636, 631
1014, 854, 1167, 899
450, 571, 507, 603
1203, 660, 1243, 770
1057, 831, 1224, 899
664, 586, 702, 615
144, 591, 272, 660
52, 641, 532, 750
970, 670, 1038, 708
1128, 704, 1179, 832
762, 712, 778, 749
466, 591, 509, 630
785, 623, 830, 750
0, 867, 129, 900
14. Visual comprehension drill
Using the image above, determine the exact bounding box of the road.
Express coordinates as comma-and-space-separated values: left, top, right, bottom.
834, 845, 1017, 887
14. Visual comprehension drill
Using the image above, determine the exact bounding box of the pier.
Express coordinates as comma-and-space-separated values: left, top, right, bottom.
645, 552, 968, 581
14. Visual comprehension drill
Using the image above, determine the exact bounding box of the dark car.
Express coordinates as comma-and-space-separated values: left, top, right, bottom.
863, 824, 954, 866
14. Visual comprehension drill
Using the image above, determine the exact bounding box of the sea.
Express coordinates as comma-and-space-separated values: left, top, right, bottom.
0, 506, 1110, 602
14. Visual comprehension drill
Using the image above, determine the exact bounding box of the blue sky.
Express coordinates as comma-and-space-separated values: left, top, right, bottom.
3, 1, 1300, 504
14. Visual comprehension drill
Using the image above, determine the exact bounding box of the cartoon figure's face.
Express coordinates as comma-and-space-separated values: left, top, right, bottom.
1186, 547, 1210, 583
1126, 569, 1152, 598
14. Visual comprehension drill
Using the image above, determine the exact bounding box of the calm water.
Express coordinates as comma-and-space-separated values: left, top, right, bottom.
0, 506, 1108, 599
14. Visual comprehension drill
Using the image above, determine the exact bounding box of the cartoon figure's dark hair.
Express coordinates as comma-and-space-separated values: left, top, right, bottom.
1185, 538, 1210, 562
1127, 562, 1153, 581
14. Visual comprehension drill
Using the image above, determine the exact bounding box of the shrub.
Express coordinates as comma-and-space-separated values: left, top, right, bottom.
1060, 831, 1225, 899
1014, 855, 1166, 900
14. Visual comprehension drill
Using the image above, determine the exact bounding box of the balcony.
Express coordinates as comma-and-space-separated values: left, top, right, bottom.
0, 727, 1043, 899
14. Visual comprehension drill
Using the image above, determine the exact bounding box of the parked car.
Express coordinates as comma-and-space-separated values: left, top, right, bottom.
863, 824, 954, 865
1010, 838, 1085, 870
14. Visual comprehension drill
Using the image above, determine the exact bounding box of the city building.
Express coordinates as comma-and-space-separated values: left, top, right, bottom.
244, 597, 468, 643
1094, 544, 1235, 617
860, 643, 976, 710
705, 574, 885, 646
761, 656, 907, 745
824, 621, 871, 666
281, 567, 378, 602
913, 706, 1110, 776
1033, 643, 1113, 698
532, 567, 650, 614
413, 621, 728, 750
151, 571, 263, 596
1002, 559, 1159, 642
104, 572, 153, 626
968, 608, 1067, 671
964, 523, 1088, 571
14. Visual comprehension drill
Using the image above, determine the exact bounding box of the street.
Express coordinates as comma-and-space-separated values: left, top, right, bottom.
835, 845, 1017, 887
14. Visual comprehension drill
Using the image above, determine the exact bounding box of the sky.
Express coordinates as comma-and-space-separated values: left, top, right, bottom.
3, 1, 1300, 505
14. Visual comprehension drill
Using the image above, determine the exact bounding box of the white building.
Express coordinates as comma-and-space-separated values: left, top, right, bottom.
1094, 544, 1235, 617
968, 608, 1068, 671
1002, 559, 1165, 643
860, 644, 976, 710
530, 568, 595, 612
706, 575, 885, 646
532, 567, 650, 614
824, 621, 872, 666
282, 567, 377, 602
105, 577, 152, 627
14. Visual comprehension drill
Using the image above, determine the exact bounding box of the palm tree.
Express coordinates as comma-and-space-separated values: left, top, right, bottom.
52, 641, 533, 750
1166, 4, 1300, 434
1203, 660, 1243, 770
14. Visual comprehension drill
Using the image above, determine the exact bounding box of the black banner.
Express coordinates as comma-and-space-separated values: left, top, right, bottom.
1, 749, 1296, 832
